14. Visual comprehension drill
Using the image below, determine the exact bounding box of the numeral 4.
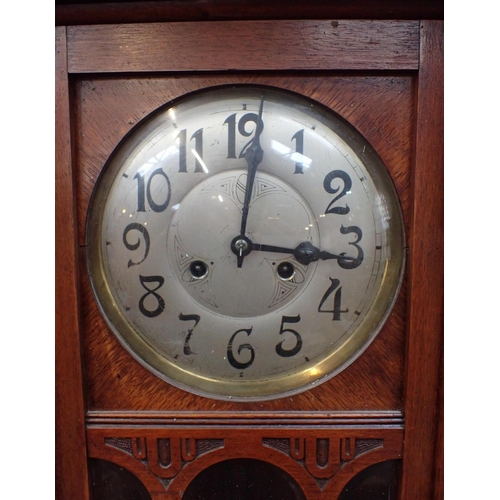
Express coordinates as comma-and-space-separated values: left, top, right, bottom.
318, 278, 348, 320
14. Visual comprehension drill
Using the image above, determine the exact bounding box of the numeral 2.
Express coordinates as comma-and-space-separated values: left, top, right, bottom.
323, 170, 352, 215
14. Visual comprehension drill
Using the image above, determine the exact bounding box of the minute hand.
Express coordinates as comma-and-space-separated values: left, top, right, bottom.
236, 97, 265, 268
239, 97, 264, 237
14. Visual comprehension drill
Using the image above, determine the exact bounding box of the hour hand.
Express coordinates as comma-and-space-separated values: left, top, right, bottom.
251, 241, 361, 267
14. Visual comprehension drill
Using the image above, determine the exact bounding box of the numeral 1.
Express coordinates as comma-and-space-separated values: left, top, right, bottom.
223, 113, 237, 158
291, 129, 305, 174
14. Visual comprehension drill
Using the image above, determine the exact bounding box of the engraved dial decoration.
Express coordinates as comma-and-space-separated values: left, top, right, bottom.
87, 85, 405, 400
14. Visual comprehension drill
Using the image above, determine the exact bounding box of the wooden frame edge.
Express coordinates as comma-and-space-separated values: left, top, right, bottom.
400, 20, 444, 500
55, 1, 444, 27
66, 20, 420, 73
55, 26, 91, 500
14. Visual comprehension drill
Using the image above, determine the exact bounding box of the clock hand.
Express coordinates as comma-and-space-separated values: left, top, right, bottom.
251, 241, 359, 266
235, 96, 265, 268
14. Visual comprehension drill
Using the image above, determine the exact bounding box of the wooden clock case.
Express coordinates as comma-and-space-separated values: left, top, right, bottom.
56, 2, 443, 499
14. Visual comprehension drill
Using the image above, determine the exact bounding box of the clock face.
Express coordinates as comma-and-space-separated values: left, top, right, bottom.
87, 85, 405, 400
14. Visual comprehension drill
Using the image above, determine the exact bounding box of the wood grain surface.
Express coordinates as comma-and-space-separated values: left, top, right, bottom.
66, 20, 420, 73
400, 20, 444, 500
55, 26, 90, 500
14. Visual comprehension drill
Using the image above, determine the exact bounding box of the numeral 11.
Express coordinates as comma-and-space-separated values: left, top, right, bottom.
177, 128, 204, 173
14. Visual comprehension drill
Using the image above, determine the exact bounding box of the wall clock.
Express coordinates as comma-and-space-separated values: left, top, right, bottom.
87, 85, 405, 400
56, 5, 443, 500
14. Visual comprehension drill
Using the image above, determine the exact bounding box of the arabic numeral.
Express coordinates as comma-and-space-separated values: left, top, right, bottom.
179, 313, 201, 356
177, 128, 204, 172
276, 315, 303, 357
227, 328, 255, 369
223, 113, 237, 158
138, 275, 165, 317
133, 167, 171, 213
338, 225, 364, 269
318, 278, 348, 321
224, 111, 263, 160
122, 223, 150, 267
323, 170, 352, 215
291, 129, 305, 174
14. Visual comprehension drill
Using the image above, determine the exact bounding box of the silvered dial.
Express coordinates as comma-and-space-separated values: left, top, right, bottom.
87, 85, 405, 400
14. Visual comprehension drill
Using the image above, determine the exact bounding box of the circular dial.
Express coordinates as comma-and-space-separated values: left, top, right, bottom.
87, 85, 405, 401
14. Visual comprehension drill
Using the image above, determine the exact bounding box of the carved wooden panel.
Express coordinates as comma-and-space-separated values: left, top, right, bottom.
87, 426, 403, 499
